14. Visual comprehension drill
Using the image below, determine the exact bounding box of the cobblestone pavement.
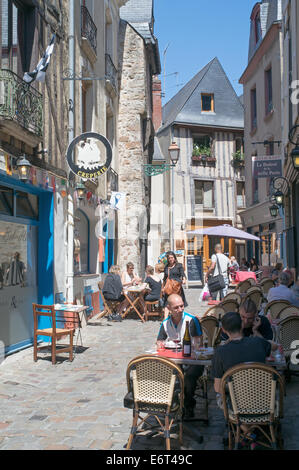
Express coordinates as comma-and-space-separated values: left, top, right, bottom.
0, 288, 299, 450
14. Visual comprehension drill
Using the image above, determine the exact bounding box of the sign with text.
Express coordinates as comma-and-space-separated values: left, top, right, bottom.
252, 155, 282, 178
186, 255, 203, 284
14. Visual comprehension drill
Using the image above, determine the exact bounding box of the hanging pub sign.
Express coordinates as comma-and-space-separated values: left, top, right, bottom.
66, 132, 112, 179
252, 155, 282, 178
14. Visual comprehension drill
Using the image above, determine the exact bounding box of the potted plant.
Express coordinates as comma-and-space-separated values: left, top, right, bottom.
231, 150, 245, 168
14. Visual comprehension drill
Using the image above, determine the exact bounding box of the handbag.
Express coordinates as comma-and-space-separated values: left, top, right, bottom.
207, 254, 226, 293
164, 268, 182, 296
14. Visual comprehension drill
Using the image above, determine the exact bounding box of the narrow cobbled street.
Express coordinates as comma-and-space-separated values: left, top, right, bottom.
1, 289, 299, 451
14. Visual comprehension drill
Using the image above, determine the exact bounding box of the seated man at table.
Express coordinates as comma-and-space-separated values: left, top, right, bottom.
102, 265, 128, 321
156, 294, 203, 419
267, 271, 299, 307
221, 298, 273, 341
211, 312, 278, 409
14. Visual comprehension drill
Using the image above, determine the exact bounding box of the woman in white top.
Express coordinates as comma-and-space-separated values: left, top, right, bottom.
121, 262, 141, 288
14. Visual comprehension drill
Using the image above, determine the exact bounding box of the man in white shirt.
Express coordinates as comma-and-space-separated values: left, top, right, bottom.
205, 244, 230, 300
267, 271, 299, 307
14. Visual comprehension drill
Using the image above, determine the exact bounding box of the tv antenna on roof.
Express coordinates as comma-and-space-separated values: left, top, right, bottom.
162, 43, 170, 100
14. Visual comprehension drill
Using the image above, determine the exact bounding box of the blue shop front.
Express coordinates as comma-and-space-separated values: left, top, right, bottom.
0, 163, 54, 355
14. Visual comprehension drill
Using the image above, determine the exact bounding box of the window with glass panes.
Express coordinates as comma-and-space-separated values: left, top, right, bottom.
201, 94, 214, 112
194, 180, 214, 208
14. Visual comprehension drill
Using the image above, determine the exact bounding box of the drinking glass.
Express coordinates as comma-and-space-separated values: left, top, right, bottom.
172, 332, 181, 355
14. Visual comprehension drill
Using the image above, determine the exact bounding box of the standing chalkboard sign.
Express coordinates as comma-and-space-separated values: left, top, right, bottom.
186, 255, 203, 285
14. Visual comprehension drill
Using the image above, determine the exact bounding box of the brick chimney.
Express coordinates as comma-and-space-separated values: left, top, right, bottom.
152, 76, 162, 131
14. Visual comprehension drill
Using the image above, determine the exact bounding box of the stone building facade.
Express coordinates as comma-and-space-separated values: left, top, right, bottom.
117, 0, 160, 276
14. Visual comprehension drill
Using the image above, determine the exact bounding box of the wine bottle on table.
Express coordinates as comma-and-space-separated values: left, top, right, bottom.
183, 321, 191, 357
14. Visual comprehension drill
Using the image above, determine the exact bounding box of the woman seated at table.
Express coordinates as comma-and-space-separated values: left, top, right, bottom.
121, 262, 141, 289
271, 262, 283, 285
102, 265, 128, 318
143, 265, 162, 302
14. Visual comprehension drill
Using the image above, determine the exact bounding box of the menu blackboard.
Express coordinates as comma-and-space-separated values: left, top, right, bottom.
186, 255, 203, 284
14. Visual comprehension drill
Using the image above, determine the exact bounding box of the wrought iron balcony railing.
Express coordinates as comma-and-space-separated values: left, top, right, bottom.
105, 53, 118, 93
81, 5, 97, 55
0, 69, 43, 137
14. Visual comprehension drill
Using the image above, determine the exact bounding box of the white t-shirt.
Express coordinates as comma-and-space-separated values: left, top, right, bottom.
211, 253, 230, 277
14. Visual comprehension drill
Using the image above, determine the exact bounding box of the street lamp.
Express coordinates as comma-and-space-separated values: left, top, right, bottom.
269, 204, 279, 218
273, 190, 284, 207
16, 155, 32, 182
76, 181, 86, 200
168, 141, 180, 165
288, 125, 299, 171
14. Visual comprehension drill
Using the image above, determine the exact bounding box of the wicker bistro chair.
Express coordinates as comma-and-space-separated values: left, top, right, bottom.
236, 280, 252, 294
242, 291, 264, 312
276, 306, 299, 321
125, 355, 184, 450
221, 363, 284, 450
247, 277, 257, 286
219, 299, 239, 314
223, 292, 242, 305
202, 305, 226, 320
277, 316, 299, 382
200, 316, 220, 347
264, 300, 292, 320
259, 279, 275, 296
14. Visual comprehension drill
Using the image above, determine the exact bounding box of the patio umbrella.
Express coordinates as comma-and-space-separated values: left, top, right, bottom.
186, 224, 260, 241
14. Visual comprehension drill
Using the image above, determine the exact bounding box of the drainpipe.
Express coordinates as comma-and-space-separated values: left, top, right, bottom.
66, 0, 75, 303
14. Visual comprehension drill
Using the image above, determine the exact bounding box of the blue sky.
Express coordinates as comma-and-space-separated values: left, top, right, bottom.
154, 0, 257, 105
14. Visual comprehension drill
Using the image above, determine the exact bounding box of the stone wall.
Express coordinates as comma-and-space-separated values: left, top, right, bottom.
117, 21, 148, 276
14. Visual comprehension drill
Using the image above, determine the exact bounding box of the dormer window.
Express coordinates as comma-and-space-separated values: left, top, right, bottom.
251, 4, 262, 45
201, 93, 214, 112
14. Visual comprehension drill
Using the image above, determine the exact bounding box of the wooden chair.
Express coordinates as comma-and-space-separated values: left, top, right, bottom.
264, 300, 292, 320
221, 363, 284, 450
218, 299, 239, 313
242, 290, 264, 312
223, 292, 242, 305
277, 316, 299, 382
33, 304, 74, 365
98, 281, 122, 319
202, 305, 226, 320
236, 279, 252, 294
200, 316, 220, 347
124, 355, 184, 450
144, 299, 163, 322
276, 306, 299, 321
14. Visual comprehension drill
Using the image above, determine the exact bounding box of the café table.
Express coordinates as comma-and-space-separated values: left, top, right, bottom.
54, 303, 88, 350
122, 283, 149, 323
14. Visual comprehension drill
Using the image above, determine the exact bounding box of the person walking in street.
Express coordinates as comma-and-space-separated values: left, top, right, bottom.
161, 251, 187, 317
205, 244, 230, 300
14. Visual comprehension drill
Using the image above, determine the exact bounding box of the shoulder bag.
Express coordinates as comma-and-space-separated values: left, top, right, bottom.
207, 255, 226, 293
164, 268, 182, 296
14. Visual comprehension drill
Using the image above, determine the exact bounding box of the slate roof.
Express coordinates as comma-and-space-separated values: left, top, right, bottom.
158, 57, 244, 133
248, 0, 282, 62
120, 0, 154, 42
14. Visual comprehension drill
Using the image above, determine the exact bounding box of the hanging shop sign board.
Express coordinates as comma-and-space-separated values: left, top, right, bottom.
66, 132, 112, 179
252, 155, 282, 178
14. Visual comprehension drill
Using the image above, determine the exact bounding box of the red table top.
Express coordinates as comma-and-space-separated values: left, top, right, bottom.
235, 271, 257, 282
156, 349, 186, 359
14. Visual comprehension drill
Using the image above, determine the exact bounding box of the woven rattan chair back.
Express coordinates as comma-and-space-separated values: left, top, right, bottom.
264, 300, 292, 319
219, 299, 239, 313
126, 355, 184, 409
237, 280, 252, 294
247, 286, 262, 295
278, 316, 299, 352
202, 305, 226, 319
260, 279, 275, 295
242, 291, 264, 311
221, 363, 284, 419
247, 278, 257, 286
200, 317, 220, 347
223, 292, 242, 305
277, 306, 299, 321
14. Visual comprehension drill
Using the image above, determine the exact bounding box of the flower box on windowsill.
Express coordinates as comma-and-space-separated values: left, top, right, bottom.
192, 154, 216, 165
231, 158, 245, 169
